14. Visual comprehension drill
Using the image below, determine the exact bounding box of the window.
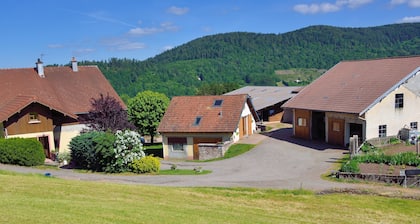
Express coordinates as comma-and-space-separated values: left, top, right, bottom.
395, 93, 404, 108
410, 122, 418, 130
379, 125, 387, 137
168, 137, 187, 151
28, 112, 40, 124
332, 122, 340, 132
194, 116, 202, 126
213, 99, 223, 107
297, 117, 306, 127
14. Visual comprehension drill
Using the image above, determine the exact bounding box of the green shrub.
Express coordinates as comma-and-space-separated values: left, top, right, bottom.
93, 131, 116, 172
0, 138, 44, 166
340, 159, 360, 173
130, 155, 160, 174
70, 131, 103, 170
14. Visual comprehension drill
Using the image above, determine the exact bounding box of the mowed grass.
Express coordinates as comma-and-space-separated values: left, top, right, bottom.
1, 170, 419, 224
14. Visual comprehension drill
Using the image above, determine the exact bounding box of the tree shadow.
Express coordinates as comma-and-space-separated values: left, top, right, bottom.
262, 128, 348, 151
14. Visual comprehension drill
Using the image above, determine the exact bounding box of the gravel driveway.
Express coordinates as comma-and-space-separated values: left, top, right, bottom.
0, 128, 357, 190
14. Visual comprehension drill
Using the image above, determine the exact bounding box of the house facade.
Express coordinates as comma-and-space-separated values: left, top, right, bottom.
282, 56, 420, 146
0, 58, 124, 158
157, 94, 259, 160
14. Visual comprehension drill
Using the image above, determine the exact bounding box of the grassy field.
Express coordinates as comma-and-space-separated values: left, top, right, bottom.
1, 170, 419, 224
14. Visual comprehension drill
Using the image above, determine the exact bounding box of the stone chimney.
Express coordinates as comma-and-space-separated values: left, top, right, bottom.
71, 57, 78, 72
36, 58, 44, 77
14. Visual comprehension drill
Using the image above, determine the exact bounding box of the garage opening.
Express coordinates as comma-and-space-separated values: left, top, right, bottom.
350, 123, 363, 144
311, 111, 325, 141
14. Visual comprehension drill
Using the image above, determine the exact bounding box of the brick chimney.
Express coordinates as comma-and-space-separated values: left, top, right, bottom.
36, 58, 44, 77
71, 57, 78, 72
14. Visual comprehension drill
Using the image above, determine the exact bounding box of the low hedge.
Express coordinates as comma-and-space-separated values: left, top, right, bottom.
130, 155, 160, 174
0, 138, 45, 166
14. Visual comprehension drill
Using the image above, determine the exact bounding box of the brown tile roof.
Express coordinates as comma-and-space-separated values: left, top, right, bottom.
158, 94, 253, 133
0, 64, 124, 122
282, 56, 420, 115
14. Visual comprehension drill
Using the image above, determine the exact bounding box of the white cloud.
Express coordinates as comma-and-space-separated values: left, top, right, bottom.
84, 11, 135, 27
102, 38, 146, 51
167, 6, 189, 15
337, 0, 373, 8
128, 27, 162, 36
294, 0, 373, 14
294, 3, 340, 14
128, 22, 179, 36
397, 15, 420, 22
390, 0, 420, 7
115, 42, 146, 51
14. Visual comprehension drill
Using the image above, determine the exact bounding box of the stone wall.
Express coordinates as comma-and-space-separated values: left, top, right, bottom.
336, 172, 420, 188
198, 141, 232, 160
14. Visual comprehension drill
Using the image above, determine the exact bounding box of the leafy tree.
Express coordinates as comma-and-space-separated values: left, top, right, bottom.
127, 91, 170, 143
83, 93, 134, 132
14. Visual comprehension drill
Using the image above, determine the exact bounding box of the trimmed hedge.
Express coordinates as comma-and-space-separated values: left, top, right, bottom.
0, 138, 45, 166
130, 155, 160, 174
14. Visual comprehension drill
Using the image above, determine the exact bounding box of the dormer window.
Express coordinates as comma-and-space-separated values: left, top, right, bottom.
213, 99, 223, 107
194, 116, 202, 126
28, 112, 41, 124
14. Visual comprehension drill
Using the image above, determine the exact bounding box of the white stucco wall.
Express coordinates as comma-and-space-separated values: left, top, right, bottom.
365, 85, 420, 140
58, 124, 87, 153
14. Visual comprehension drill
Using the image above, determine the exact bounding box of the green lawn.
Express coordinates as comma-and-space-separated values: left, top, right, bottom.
1, 170, 418, 223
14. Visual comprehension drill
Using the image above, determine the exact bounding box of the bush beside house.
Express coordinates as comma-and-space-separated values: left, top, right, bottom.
69, 130, 159, 173
0, 138, 45, 166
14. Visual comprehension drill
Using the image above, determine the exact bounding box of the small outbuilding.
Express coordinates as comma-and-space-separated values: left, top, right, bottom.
157, 94, 259, 160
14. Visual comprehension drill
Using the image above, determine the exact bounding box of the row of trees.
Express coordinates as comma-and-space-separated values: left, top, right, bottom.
83, 91, 169, 144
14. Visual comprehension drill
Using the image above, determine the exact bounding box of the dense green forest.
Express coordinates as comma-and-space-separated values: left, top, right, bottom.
79, 23, 420, 98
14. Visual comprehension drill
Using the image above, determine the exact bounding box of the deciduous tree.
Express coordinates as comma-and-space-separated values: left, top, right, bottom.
127, 91, 169, 143
83, 94, 134, 132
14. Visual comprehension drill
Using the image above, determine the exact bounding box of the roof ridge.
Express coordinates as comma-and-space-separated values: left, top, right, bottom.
339, 55, 420, 63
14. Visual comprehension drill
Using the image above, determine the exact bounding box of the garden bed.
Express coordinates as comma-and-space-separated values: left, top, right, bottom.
339, 142, 420, 187
358, 143, 418, 175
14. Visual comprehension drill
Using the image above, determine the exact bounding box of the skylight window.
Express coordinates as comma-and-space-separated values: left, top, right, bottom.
213, 99, 223, 107
194, 116, 202, 126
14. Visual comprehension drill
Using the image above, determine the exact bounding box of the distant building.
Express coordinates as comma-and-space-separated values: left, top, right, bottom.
225, 86, 300, 123
0, 58, 124, 158
282, 56, 420, 146
158, 94, 259, 160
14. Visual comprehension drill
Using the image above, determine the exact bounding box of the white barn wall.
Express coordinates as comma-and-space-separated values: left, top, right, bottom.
365, 85, 420, 140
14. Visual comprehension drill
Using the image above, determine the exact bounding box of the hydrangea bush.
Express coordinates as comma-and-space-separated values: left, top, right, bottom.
112, 130, 145, 172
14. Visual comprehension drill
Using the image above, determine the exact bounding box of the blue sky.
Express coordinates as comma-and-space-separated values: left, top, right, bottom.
1, 0, 419, 68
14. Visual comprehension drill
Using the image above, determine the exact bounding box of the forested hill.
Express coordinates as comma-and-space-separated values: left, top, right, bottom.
80, 23, 420, 98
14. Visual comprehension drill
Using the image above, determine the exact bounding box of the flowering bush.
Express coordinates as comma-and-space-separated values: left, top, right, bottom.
112, 130, 145, 172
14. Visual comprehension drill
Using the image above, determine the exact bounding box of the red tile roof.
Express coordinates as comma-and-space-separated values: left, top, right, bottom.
282, 56, 420, 115
158, 94, 253, 133
0, 64, 124, 122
